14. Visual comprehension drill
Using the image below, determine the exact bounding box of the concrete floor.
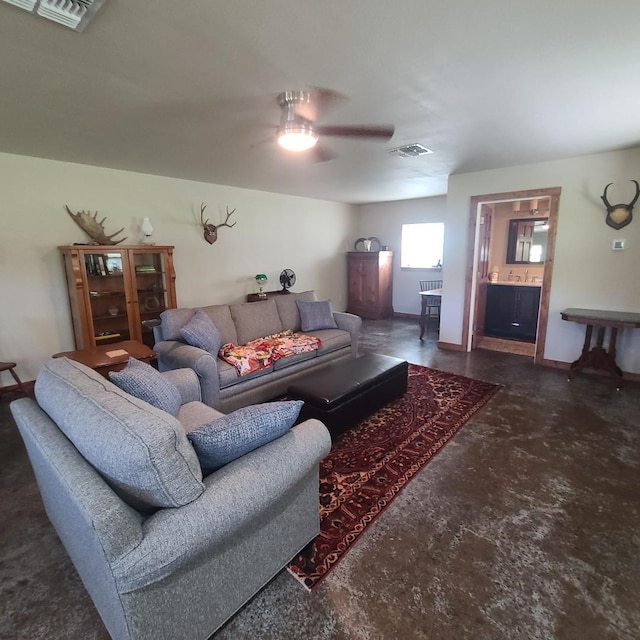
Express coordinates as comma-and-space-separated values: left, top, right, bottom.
1, 317, 639, 639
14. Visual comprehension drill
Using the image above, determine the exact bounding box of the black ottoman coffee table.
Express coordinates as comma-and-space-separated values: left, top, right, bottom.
288, 353, 408, 437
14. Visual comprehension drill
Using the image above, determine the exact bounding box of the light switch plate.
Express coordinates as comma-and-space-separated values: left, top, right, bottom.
612, 239, 625, 250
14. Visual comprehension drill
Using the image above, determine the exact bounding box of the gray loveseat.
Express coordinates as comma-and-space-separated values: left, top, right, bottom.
153, 290, 362, 412
10, 357, 331, 640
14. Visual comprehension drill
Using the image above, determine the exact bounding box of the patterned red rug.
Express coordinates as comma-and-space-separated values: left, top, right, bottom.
287, 363, 501, 590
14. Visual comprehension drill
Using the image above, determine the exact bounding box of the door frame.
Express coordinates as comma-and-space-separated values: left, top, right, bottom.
461, 186, 561, 363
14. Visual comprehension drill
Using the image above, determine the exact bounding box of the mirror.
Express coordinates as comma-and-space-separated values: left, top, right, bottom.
506, 218, 548, 264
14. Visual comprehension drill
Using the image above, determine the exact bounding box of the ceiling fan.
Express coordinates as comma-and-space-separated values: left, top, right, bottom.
273, 88, 395, 161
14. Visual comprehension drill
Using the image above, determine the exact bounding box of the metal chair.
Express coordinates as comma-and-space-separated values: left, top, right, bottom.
419, 280, 443, 335
0, 361, 28, 397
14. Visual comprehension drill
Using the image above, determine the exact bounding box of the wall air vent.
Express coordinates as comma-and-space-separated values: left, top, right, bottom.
388, 143, 433, 158
1, 0, 106, 31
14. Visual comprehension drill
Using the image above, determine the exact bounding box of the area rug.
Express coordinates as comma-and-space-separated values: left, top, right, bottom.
287, 363, 501, 590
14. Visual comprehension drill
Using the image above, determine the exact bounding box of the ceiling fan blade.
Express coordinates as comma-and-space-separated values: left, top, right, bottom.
249, 127, 278, 150
316, 124, 395, 140
310, 143, 337, 163
294, 86, 346, 122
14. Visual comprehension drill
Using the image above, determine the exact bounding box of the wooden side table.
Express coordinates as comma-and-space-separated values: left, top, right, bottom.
53, 340, 156, 377
561, 308, 640, 389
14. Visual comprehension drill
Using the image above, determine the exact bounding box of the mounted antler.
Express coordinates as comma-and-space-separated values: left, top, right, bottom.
200, 203, 237, 244
600, 180, 639, 230
65, 205, 127, 245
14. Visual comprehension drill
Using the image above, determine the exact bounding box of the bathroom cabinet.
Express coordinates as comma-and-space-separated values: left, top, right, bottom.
484, 284, 541, 342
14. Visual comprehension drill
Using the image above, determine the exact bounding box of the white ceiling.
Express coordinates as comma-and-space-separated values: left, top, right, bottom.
1, 1, 640, 204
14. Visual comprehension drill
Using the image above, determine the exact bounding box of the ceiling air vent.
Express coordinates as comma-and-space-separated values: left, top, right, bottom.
3, 0, 37, 9
388, 143, 433, 158
1, 0, 106, 31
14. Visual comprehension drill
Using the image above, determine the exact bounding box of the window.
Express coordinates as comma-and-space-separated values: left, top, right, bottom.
401, 222, 444, 269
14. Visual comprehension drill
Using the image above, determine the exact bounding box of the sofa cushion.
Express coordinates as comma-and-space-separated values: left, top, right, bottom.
177, 401, 225, 433
199, 305, 238, 346
180, 309, 221, 355
297, 299, 338, 332
187, 401, 303, 473
230, 299, 283, 345
160, 307, 197, 341
314, 328, 352, 355
217, 358, 273, 389
272, 350, 317, 371
161, 305, 238, 347
35, 357, 204, 510
109, 357, 182, 416
275, 290, 317, 331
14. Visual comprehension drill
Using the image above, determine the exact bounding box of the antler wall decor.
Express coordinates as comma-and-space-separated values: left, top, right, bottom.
600, 180, 639, 230
65, 205, 127, 245
199, 203, 237, 244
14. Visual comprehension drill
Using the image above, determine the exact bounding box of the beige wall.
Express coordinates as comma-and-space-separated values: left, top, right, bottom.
357, 195, 447, 315
4, 145, 639, 384
0, 152, 357, 384
443, 147, 640, 374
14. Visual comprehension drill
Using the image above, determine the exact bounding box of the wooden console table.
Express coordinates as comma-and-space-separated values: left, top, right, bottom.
53, 340, 156, 377
560, 308, 640, 389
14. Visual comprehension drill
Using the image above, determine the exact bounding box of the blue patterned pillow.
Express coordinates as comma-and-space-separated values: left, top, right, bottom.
187, 401, 303, 473
180, 309, 221, 355
296, 299, 338, 332
109, 357, 181, 416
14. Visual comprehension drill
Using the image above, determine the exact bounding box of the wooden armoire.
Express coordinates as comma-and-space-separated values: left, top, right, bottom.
346, 251, 394, 319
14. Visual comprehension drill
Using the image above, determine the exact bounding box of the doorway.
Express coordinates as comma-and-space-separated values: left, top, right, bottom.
461, 187, 561, 363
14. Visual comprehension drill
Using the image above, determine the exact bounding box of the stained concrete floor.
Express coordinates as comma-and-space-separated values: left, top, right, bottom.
1, 317, 639, 640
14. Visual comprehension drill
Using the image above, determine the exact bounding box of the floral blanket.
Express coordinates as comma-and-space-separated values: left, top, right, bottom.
219, 329, 322, 376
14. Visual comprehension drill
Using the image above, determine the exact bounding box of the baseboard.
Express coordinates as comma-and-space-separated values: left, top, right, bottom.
393, 312, 420, 320
437, 341, 466, 351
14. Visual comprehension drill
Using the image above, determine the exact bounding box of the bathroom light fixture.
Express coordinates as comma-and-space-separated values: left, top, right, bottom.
276, 123, 318, 152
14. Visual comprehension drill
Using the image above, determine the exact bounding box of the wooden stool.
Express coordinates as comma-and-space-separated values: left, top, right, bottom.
0, 361, 28, 397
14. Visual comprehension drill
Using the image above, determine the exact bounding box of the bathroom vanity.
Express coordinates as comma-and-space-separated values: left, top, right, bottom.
484, 283, 541, 342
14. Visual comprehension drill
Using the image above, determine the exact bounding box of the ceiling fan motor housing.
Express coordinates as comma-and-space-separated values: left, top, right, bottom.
276, 91, 318, 149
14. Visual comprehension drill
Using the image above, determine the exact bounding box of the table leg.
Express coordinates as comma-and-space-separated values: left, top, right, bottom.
568, 324, 624, 388
568, 324, 593, 380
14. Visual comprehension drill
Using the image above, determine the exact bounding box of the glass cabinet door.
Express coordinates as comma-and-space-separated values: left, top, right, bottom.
84, 251, 132, 346
130, 249, 173, 347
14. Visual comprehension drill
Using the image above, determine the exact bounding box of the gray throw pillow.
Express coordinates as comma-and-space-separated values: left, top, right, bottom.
180, 308, 222, 354
187, 401, 303, 473
109, 357, 181, 416
296, 299, 338, 332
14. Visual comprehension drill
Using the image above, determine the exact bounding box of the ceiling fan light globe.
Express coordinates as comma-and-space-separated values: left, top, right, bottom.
277, 125, 318, 152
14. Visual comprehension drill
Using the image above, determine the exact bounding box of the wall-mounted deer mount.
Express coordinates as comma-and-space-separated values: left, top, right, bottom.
600, 180, 639, 230
65, 205, 127, 245
200, 203, 236, 244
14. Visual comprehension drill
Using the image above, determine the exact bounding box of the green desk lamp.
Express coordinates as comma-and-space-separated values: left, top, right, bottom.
255, 274, 268, 298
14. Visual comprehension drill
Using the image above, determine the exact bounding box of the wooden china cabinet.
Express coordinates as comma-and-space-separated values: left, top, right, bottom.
346, 251, 394, 319
58, 245, 177, 350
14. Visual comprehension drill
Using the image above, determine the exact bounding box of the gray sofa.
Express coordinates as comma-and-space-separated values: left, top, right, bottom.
153, 290, 362, 412
10, 357, 331, 640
